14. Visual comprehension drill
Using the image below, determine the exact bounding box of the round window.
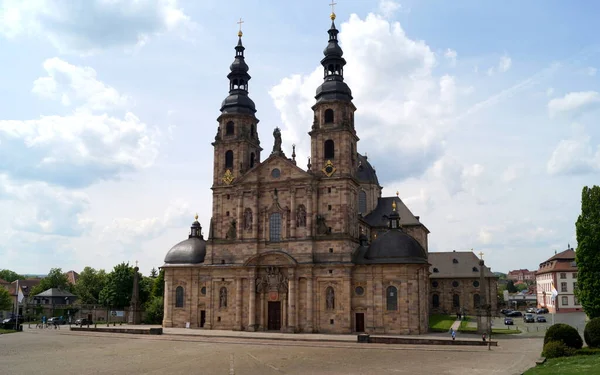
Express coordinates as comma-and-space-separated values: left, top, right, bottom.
432, 281, 438, 288
452, 281, 459, 288
201, 286, 206, 295
473, 281, 480, 288
355, 286, 365, 296
271, 168, 281, 178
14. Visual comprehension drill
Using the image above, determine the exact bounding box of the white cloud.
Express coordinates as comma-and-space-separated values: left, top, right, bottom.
378, 0, 402, 18
32, 58, 129, 111
501, 163, 526, 183
101, 200, 192, 244
548, 91, 600, 117
0, 0, 192, 54
499, 55, 512, 72
444, 48, 457, 66
547, 130, 600, 175
585, 67, 597, 76
270, 12, 466, 182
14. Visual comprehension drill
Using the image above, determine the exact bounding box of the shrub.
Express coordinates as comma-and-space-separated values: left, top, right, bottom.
542, 340, 575, 359
576, 347, 600, 355
584, 317, 600, 348
544, 323, 583, 349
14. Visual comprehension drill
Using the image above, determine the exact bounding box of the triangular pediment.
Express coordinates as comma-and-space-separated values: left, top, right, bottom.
235, 154, 314, 185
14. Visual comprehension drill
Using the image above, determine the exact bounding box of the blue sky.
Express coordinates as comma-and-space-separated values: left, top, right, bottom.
0, 0, 599, 275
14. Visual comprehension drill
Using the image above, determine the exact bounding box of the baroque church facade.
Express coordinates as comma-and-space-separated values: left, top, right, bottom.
162, 13, 430, 334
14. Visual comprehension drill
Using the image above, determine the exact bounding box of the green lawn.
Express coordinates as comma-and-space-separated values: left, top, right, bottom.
457, 326, 521, 334
429, 314, 456, 332
0, 328, 17, 334
524, 355, 600, 374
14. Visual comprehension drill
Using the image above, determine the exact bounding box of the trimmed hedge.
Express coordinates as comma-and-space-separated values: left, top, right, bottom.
544, 323, 583, 349
542, 340, 575, 359
584, 317, 600, 348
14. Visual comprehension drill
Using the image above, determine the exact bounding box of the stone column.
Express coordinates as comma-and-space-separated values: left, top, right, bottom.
236, 193, 243, 239
366, 271, 374, 330
375, 277, 384, 332
282, 293, 287, 331
287, 268, 297, 332
290, 189, 296, 238
344, 268, 352, 332
306, 271, 314, 332
259, 291, 265, 330
235, 277, 242, 330
252, 190, 259, 240
163, 276, 172, 327
248, 269, 256, 331
307, 186, 315, 236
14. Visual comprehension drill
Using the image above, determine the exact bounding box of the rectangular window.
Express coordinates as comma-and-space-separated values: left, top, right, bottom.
561, 296, 568, 306
572, 273, 578, 279
574, 297, 580, 305
269, 213, 282, 242
573, 282, 577, 291
560, 273, 566, 279
561, 282, 568, 293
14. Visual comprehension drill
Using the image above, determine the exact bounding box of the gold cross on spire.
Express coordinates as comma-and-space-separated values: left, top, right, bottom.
329, 0, 337, 20
478, 251, 484, 260
237, 17, 244, 37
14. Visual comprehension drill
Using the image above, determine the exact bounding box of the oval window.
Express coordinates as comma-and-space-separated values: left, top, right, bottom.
271, 168, 281, 178
355, 286, 365, 296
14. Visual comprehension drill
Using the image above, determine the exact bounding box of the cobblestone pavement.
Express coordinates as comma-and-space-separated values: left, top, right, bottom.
0, 328, 543, 375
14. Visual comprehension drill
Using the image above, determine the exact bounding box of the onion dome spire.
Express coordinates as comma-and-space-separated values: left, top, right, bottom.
220, 18, 256, 114
315, 1, 353, 103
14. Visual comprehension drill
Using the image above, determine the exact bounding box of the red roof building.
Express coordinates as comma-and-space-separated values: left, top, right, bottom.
536, 247, 581, 313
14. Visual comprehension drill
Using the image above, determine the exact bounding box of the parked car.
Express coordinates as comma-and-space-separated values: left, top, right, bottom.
536, 307, 549, 314
504, 318, 514, 325
526, 307, 537, 313
501, 309, 514, 316
536, 315, 547, 323
506, 311, 522, 317
524, 313, 535, 323
75, 318, 93, 326
47, 317, 66, 325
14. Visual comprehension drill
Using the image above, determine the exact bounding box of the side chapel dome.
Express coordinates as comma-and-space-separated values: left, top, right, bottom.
164, 216, 206, 264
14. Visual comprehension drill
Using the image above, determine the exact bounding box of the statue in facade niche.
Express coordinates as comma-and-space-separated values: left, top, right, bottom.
226, 219, 237, 239
326, 287, 335, 310
316, 215, 329, 235
219, 287, 227, 308
296, 205, 307, 227
244, 208, 253, 231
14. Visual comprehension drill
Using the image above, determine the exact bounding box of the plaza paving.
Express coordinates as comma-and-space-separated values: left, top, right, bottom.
0, 326, 543, 375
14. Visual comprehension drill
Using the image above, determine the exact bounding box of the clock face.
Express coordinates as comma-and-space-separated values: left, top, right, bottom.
322, 160, 336, 177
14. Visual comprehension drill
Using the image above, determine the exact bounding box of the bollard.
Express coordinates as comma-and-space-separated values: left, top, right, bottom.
94, 323, 96, 328
113, 322, 116, 327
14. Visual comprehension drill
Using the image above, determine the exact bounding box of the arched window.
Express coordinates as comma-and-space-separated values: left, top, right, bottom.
386, 286, 398, 311
226, 121, 235, 136
250, 152, 256, 168
225, 150, 234, 169
452, 294, 460, 308
175, 286, 184, 308
269, 213, 282, 242
432, 294, 440, 308
324, 109, 334, 123
325, 286, 335, 310
358, 190, 367, 214
219, 287, 227, 308
324, 139, 335, 160
250, 124, 255, 136
473, 294, 481, 308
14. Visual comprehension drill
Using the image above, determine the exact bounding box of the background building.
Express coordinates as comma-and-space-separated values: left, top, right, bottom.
507, 269, 535, 282
536, 246, 582, 313
428, 251, 498, 316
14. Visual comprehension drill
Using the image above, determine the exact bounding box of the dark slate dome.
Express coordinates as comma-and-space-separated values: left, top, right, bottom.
315, 80, 353, 102
364, 230, 427, 264
220, 93, 256, 114
164, 218, 206, 264
357, 153, 379, 185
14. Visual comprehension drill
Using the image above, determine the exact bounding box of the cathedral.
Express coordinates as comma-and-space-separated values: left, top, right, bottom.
162, 11, 430, 334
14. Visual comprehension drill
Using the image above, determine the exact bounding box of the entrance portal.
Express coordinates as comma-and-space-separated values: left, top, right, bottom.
355, 313, 365, 332
200, 310, 206, 328
267, 301, 281, 330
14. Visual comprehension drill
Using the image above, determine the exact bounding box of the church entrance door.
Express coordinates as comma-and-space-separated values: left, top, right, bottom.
268, 301, 281, 330
355, 313, 365, 332
200, 310, 206, 328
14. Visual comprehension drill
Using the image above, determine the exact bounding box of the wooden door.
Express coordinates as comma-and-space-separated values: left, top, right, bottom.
268, 301, 281, 330
355, 313, 365, 332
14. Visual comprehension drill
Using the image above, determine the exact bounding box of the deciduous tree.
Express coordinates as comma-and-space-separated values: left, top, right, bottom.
73, 267, 107, 304
28, 268, 71, 297
151, 269, 165, 299
99, 263, 134, 309
0, 287, 12, 311
0, 269, 25, 283
575, 185, 600, 319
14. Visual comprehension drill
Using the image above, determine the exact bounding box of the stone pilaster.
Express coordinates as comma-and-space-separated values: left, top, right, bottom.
306, 273, 314, 332
248, 269, 256, 331
163, 275, 173, 327
287, 268, 297, 332
204, 280, 212, 329
290, 189, 296, 238
236, 192, 243, 239
235, 277, 242, 330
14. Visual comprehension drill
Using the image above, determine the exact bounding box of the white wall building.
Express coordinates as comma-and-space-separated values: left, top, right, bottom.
535, 247, 582, 313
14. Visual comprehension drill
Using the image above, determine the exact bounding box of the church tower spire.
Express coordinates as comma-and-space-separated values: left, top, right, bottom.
310, 3, 358, 179
212, 20, 262, 187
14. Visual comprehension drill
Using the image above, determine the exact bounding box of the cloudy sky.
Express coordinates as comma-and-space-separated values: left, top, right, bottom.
0, 0, 598, 276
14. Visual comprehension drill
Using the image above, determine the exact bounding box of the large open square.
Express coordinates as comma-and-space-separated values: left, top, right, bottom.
0, 328, 543, 375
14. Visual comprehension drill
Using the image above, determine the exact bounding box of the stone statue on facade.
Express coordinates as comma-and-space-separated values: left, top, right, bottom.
326, 287, 335, 310
316, 215, 330, 235
219, 287, 227, 308
244, 208, 253, 231
271, 127, 285, 156
296, 205, 307, 227
226, 219, 237, 239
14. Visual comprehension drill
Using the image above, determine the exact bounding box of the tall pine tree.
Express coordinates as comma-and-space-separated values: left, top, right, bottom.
575, 185, 600, 319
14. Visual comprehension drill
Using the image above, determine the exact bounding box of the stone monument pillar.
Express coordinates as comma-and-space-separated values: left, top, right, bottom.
128, 264, 142, 325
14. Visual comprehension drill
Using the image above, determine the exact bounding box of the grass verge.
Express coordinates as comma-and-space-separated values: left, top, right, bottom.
429, 314, 455, 332
0, 328, 17, 334
524, 354, 600, 374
